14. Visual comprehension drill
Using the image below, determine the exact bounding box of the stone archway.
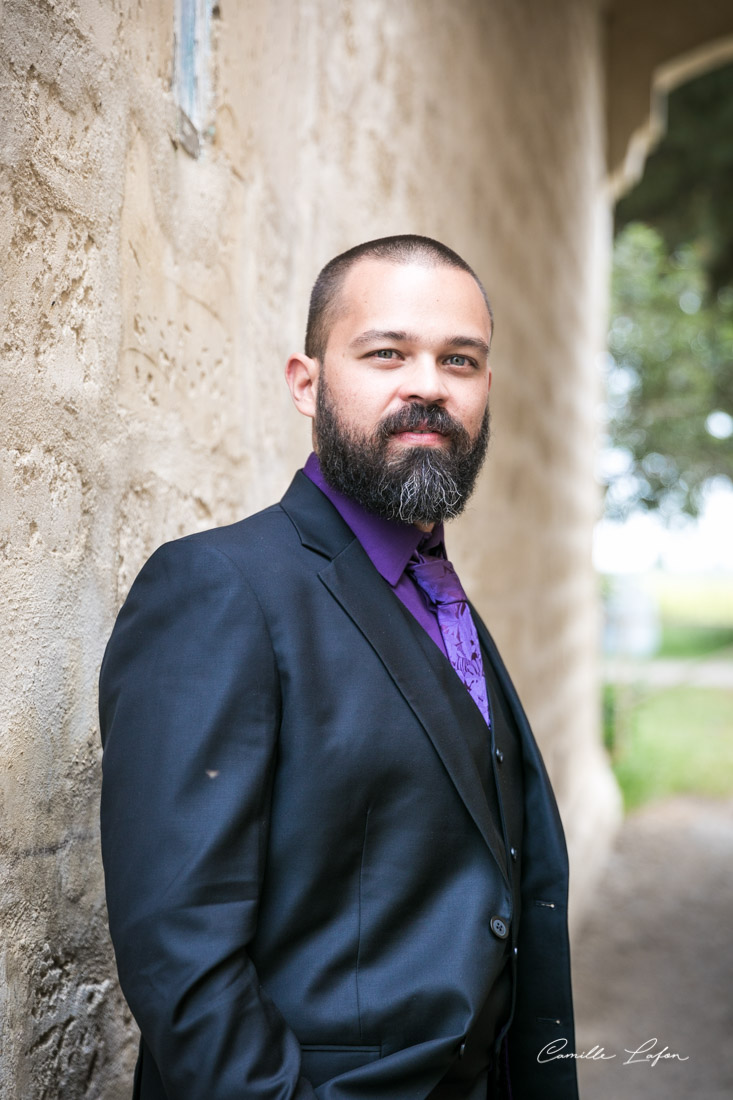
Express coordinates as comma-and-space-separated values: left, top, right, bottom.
606, 1, 733, 195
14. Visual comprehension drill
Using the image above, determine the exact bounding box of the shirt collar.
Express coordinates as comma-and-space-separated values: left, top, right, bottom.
303, 452, 445, 586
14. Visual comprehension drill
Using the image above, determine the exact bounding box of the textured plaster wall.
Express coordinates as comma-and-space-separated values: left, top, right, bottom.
1, 0, 617, 1095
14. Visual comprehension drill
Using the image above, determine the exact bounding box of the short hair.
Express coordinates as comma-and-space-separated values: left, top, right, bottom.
304, 234, 493, 362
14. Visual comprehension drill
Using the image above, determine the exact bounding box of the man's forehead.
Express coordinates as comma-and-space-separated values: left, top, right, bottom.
336, 258, 491, 326
340, 255, 476, 289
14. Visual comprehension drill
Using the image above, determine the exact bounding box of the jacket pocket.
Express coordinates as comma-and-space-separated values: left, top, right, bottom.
300, 1044, 381, 1088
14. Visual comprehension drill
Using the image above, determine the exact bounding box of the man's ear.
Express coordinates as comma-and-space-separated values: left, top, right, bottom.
285, 353, 319, 419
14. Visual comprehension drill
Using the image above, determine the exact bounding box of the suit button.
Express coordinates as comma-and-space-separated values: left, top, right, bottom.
510, 847, 518, 862
490, 916, 510, 939
495, 747, 504, 764
459, 1041, 467, 1058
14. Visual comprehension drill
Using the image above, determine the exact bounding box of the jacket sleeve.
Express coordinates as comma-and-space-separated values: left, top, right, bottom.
99, 537, 317, 1099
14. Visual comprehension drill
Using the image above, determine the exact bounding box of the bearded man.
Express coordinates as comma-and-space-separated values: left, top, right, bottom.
99, 235, 578, 1100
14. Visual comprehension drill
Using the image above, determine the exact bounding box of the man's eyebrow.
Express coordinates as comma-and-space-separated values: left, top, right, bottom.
444, 335, 491, 357
349, 330, 490, 357
349, 329, 413, 348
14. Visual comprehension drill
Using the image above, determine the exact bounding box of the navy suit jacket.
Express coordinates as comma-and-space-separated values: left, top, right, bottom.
99, 472, 578, 1099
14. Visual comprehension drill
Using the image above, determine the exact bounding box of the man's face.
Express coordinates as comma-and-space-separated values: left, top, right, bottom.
313, 259, 493, 526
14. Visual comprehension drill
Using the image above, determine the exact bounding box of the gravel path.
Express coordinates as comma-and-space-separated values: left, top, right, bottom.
603, 655, 733, 690
571, 796, 733, 1100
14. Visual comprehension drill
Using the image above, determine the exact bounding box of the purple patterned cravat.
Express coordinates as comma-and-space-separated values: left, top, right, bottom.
407, 553, 491, 727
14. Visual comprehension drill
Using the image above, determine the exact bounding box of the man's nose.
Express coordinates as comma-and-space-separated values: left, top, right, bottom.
397, 355, 449, 405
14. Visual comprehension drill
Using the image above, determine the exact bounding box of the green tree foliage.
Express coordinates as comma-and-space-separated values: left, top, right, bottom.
603, 62, 733, 520
604, 224, 733, 518
616, 62, 733, 294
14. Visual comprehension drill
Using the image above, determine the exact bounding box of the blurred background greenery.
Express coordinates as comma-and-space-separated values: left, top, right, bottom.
598, 61, 733, 813
602, 574, 733, 810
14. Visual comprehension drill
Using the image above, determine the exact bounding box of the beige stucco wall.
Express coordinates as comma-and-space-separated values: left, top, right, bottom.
1, 0, 620, 1095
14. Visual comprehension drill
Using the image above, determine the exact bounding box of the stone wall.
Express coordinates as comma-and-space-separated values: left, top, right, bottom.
1, 0, 618, 1094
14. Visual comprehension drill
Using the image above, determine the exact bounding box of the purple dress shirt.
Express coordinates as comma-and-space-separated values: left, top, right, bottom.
303, 452, 448, 657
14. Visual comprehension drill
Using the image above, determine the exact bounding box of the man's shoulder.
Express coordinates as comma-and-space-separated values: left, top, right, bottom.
182, 500, 288, 546
150, 470, 341, 570
159, 499, 300, 572
116, 502, 305, 622
127, 473, 352, 605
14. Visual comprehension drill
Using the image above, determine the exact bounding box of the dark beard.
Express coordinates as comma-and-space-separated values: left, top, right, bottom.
315, 379, 490, 526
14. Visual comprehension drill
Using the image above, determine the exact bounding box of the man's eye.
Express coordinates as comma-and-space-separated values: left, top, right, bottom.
374, 349, 397, 359
446, 354, 473, 367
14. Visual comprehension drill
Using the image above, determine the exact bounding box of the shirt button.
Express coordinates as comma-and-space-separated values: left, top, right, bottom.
495, 747, 504, 764
490, 916, 510, 939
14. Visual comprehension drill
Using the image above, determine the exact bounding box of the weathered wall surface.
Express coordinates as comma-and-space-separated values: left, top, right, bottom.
1, 0, 617, 1095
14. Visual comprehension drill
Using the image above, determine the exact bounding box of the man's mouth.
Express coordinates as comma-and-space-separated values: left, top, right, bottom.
378, 403, 462, 446
392, 427, 448, 445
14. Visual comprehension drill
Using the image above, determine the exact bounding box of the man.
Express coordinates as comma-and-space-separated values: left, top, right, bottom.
99, 235, 578, 1100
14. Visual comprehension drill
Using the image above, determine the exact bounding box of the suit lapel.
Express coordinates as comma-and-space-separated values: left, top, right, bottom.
472, 610, 535, 752
472, 608, 571, 879
320, 539, 509, 884
281, 471, 509, 880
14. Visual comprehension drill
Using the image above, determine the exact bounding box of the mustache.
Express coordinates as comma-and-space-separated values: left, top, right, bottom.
376, 403, 468, 442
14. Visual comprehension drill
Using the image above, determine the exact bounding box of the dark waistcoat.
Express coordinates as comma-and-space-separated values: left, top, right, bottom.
431, 639, 525, 1098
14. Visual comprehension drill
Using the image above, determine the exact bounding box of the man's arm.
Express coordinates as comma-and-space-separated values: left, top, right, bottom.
99, 537, 316, 1099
